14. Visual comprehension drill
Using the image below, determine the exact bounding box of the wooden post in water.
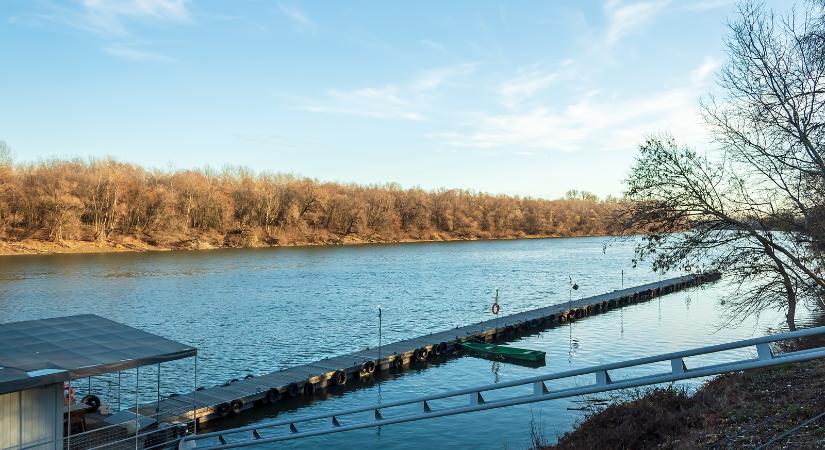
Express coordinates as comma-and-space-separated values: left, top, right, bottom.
378, 306, 382, 365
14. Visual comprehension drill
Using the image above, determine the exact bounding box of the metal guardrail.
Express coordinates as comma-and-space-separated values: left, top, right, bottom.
179, 325, 825, 449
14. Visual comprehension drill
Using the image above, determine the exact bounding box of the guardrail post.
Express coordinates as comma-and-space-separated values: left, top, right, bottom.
533, 381, 549, 396
470, 392, 485, 405
289, 423, 298, 433
422, 401, 432, 413
596, 370, 612, 385
757, 343, 774, 361
332, 416, 341, 427
670, 358, 687, 375
374, 409, 384, 421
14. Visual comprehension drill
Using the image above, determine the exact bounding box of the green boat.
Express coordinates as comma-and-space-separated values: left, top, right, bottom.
459, 342, 546, 362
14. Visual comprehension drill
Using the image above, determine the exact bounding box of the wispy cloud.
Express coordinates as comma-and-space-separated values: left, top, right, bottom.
419, 39, 446, 53
498, 60, 573, 109
103, 43, 177, 62
59, 0, 191, 35
603, 0, 669, 47
411, 64, 476, 91
301, 64, 476, 121
304, 86, 423, 121
432, 57, 715, 152
278, 3, 316, 32
690, 55, 721, 83
682, 0, 732, 12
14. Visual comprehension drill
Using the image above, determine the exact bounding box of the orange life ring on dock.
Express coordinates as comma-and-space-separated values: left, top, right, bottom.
63, 383, 75, 405
491, 303, 500, 315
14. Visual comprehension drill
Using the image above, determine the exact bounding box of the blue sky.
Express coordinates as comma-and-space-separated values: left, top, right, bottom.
0, 0, 793, 198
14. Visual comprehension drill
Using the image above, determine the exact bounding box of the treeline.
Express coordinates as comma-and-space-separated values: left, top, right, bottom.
0, 156, 621, 250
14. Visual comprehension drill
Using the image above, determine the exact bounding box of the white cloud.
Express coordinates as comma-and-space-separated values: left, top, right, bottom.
278, 3, 316, 32
411, 64, 476, 91
72, 0, 190, 34
419, 39, 446, 52
104, 43, 176, 62
498, 60, 573, 108
604, 0, 669, 47
432, 57, 715, 153
690, 55, 721, 83
303, 86, 424, 121
682, 0, 732, 12
302, 64, 475, 121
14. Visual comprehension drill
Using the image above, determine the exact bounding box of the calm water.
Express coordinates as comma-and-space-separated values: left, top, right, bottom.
0, 238, 805, 448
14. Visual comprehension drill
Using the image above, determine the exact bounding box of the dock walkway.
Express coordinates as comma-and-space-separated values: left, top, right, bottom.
140, 272, 721, 426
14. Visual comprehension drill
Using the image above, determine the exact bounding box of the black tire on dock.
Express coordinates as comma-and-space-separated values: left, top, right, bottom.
196, 386, 205, 391
217, 402, 231, 418
417, 348, 429, 361
332, 370, 347, 385
266, 388, 281, 404
231, 399, 243, 415
393, 356, 405, 369
81, 395, 101, 412
434, 342, 447, 356
287, 382, 301, 398
245, 374, 254, 379
360, 360, 376, 375
223, 378, 238, 387
303, 381, 316, 396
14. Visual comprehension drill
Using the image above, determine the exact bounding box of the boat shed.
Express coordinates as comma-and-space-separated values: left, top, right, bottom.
0, 314, 196, 450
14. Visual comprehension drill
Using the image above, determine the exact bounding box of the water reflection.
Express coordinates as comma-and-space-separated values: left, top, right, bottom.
0, 238, 810, 449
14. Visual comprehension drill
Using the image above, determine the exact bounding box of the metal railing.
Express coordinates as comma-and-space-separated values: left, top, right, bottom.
179, 325, 825, 449
65, 393, 198, 450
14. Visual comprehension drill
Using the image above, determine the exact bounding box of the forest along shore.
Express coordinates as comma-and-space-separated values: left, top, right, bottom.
0, 158, 621, 256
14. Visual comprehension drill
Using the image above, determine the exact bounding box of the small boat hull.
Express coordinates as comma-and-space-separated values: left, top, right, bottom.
459, 342, 546, 362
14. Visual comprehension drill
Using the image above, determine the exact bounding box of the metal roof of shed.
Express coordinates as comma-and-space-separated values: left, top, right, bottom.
0, 314, 196, 395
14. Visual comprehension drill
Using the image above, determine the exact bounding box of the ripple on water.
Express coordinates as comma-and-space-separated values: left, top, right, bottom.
0, 238, 808, 449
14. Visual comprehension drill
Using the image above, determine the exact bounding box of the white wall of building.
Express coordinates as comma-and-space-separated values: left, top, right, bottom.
0, 384, 63, 450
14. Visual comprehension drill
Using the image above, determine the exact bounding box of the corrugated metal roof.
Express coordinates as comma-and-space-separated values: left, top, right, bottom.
0, 315, 196, 395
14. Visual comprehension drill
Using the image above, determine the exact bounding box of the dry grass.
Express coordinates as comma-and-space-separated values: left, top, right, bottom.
544, 341, 825, 450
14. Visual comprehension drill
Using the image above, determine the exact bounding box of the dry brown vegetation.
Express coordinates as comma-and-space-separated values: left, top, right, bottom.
546, 364, 825, 450
0, 156, 621, 254
545, 329, 825, 450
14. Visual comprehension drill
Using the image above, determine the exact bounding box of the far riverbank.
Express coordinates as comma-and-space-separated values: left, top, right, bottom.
0, 231, 611, 256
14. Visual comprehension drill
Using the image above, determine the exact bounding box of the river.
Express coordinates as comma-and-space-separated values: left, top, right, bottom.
0, 237, 808, 448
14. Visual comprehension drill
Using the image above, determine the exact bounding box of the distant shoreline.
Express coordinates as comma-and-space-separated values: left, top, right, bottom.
0, 233, 617, 257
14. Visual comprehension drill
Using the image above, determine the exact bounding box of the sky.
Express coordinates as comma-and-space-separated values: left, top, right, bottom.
0, 0, 795, 199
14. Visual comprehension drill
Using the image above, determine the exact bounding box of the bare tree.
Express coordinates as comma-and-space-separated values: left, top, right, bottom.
623, 1, 825, 330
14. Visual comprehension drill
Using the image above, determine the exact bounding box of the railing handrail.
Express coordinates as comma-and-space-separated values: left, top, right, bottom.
181, 324, 825, 447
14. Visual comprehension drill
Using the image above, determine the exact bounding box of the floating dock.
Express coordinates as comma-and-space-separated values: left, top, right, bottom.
140, 272, 721, 427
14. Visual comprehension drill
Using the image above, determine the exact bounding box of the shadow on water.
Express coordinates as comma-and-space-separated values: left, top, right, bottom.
199, 355, 460, 432
198, 304, 626, 433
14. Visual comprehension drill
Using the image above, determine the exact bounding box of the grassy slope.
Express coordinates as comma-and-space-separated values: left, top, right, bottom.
544, 343, 825, 449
